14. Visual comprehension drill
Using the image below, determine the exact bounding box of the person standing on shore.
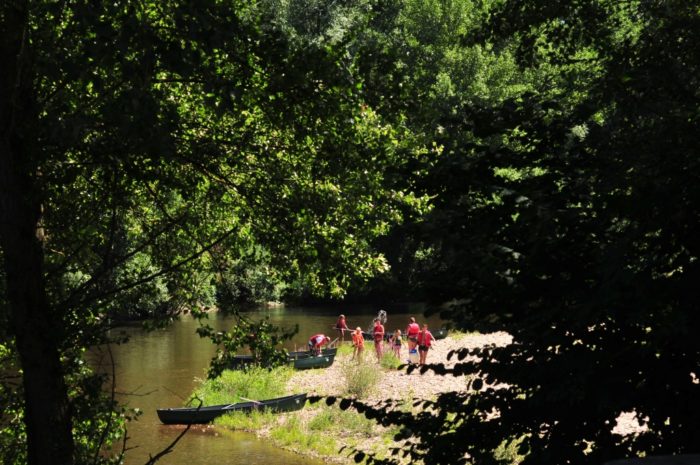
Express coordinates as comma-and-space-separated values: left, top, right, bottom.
390, 329, 403, 358
335, 314, 349, 343
406, 317, 420, 352
417, 323, 435, 365
351, 327, 364, 362
373, 318, 385, 361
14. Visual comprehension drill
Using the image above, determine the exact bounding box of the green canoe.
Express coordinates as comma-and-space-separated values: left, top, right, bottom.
291, 353, 336, 370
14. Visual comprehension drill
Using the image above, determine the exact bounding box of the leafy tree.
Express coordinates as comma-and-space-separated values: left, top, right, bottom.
0, 1, 423, 464
336, 1, 700, 464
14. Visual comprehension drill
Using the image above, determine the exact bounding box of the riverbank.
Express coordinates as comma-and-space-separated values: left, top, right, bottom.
289, 331, 512, 403
199, 331, 514, 464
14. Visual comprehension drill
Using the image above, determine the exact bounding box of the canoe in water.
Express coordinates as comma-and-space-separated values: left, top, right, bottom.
156, 393, 307, 425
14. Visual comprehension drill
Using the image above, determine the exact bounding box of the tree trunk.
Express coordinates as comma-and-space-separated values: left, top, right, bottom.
0, 2, 75, 464
0, 185, 75, 465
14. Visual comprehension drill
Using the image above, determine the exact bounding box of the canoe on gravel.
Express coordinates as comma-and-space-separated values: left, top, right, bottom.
290, 353, 335, 370
227, 348, 338, 370
156, 393, 307, 425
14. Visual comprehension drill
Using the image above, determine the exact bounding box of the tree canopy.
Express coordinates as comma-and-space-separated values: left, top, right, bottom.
2, 0, 699, 464
0, 1, 423, 463
337, 1, 700, 464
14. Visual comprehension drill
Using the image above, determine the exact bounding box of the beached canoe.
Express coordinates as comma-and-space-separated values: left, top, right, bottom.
291, 353, 335, 370
293, 347, 337, 357
156, 393, 307, 425
227, 348, 338, 370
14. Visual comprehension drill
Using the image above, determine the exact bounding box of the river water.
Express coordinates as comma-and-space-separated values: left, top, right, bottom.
101, 304, 442, 465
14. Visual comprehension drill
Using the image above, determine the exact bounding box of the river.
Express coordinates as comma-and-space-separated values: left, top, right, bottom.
100, 303, 443, 465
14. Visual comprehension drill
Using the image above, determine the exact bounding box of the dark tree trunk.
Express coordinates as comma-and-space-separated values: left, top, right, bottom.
0, 2, 75, 464
0, 185, 75, 465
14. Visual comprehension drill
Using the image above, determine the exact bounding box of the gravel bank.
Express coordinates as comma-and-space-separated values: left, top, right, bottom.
288, 331, 513, 402
213, 331, 643, 464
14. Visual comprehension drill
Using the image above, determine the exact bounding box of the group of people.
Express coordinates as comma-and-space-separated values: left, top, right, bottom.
329, 314, 435, 365
394, 316, 436, 365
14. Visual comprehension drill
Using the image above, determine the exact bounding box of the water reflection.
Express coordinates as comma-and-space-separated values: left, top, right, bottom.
103, 304, 441, 465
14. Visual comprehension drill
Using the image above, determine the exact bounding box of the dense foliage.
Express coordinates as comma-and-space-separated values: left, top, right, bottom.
339, 1, 700, 464
2, 0, 699, 464
0, 1, 422, 463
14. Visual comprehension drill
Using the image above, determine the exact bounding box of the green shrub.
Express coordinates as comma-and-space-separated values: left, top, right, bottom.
270, 416, 338, 456
215, 409, 275, 430
308, 406, 376, 437
190, 365, 294, 405
336, 343, 354, 356
380, 351, 401, 370
307, 408, 335, 431
343, 360, 380, 398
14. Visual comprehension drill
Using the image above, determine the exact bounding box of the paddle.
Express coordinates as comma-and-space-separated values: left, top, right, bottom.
238, 396, 263, 405
330, 326, 353, 333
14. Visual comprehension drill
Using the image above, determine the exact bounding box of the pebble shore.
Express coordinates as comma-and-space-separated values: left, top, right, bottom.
288, 331, 513, 402
211, 331, 643, 464
286, 330, 645, 435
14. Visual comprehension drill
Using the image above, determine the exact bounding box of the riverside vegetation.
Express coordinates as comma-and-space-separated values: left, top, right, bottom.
4, 1, 696, 463
189, 333, 524, 464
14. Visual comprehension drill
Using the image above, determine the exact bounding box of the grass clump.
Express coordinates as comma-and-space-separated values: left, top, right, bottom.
270, 416, 338, 456
191, 365, 295, 405
449, 329, 481, 341
215, 408, 276, 430
336, 343, 354, 356
270, 404, 386, 459
308, 405, 375, 437
380, 351, 401, 370
343, 359, 381, 398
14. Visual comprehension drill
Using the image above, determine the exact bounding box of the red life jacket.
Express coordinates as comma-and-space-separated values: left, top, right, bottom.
373, 323, 384, 342
308, 334, 328, 347
352, 331, 364, 348
418, 330, 433, 347
406, 323, 420, 338
336, 316, 348, 329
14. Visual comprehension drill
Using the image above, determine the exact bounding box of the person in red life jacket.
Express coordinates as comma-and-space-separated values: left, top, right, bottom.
308, 334, 331, 355
351, 327, 365, 362
373, 318, 385, 361
417, 323, 435, 366
335, 314, 349, 343
406, 317, 420, 352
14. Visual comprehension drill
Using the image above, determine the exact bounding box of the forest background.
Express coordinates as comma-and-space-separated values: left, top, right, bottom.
1, 0, 698, 464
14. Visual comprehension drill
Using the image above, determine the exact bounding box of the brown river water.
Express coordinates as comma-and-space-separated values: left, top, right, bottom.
98, 304, 443, 465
